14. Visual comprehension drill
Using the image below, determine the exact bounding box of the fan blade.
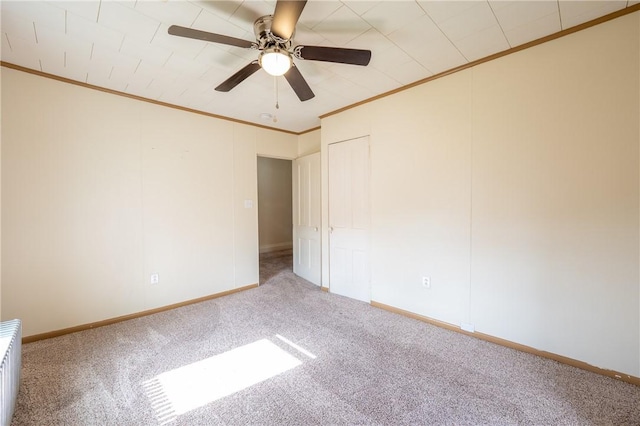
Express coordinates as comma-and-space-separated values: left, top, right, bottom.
295, 45, 371, 66
168, 25, 254, 49
215, 61, 262, 92
284, 63, 314, 102
271, 0, 307, 41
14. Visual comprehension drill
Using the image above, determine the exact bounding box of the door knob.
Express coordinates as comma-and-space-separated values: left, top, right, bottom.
314, 227, 319, 232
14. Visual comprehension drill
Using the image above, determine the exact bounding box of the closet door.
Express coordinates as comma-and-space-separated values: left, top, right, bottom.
328, 137, 370, 302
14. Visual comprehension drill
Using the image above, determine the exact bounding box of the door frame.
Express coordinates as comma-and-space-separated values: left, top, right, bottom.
256, 155, 294, 256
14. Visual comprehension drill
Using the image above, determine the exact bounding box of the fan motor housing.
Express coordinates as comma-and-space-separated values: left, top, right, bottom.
254, 15, 293, 49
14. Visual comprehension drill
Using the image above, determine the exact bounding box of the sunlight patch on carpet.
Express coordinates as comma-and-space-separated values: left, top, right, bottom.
275, 334, 317, 359
142, 339, 302, 424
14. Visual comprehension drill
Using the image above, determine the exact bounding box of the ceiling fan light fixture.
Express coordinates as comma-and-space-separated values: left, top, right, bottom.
168, 1, 370, 102
259, 48, 292, 76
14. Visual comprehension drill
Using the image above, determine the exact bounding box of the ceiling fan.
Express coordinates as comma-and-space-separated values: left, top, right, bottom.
168, 0, 372, 102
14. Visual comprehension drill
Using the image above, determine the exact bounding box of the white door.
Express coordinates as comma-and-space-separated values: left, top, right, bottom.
328, 137, 370, 302
292, 152, 321, 285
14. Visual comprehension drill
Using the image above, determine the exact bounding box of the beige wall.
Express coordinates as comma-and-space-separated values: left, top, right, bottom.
257, 157, 293, 253
321, 12, 640, 377
298, 129, 321, 157
0, 66, 2, 322
257, 130, 298, 159
0, 67, 297, 337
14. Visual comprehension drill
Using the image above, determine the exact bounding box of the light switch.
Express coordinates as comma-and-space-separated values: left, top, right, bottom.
244, 200, 253, 208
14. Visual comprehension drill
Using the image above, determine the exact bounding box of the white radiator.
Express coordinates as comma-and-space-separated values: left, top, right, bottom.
0, 320, 21, 426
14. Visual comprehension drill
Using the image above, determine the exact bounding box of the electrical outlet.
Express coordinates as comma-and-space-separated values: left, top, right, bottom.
150, 273, 159, 285
422, 276, 431, 288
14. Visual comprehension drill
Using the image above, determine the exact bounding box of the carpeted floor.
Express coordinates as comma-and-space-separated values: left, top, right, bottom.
12, 249, 640, 425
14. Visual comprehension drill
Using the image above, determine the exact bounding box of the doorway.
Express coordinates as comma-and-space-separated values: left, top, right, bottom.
257, 156, 293, 255
257, 157, 293, 282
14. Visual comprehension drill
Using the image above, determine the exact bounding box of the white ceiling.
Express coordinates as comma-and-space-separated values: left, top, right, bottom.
2, 0, 638, 133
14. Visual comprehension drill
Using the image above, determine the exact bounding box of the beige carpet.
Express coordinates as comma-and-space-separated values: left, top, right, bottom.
12, 250, 640, 425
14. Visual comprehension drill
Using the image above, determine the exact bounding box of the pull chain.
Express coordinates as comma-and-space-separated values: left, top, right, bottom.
273, 77, 279, 122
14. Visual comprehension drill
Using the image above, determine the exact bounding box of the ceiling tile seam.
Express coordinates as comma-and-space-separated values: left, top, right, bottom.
440, 2, 496, 42
96, 0, 102, 24
502, 11, 562, 46
413, 3, 470, 64
557, 1, 564, 30
192, 43, 208, 61
487, 1, 512, 50
341, 2, 366, 17
162, 52, 173, 68
380, 40, 431, 76
363, 17, 436, 76
227, 3, 250, 26
190, 8, 204, 28
150, 22, 162, 44
310, 4, 344, 32
320, 9, 372, 46
5, 33, 13, 52
323, 71, 384, 100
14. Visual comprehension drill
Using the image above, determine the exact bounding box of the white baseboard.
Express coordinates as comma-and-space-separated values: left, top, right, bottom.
259, 242, 293, 254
